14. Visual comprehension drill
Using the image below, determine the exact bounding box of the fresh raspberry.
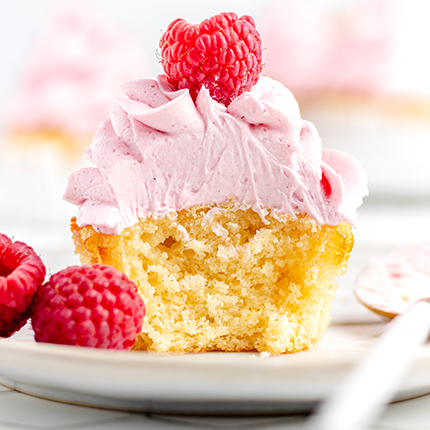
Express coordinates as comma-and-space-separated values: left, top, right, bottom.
0, 233, 46, 337
159, 12, 263, 105
31, 265, 145, 349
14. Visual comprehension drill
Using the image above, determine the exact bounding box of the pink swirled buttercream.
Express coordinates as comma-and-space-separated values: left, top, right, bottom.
64, 76, 368, 235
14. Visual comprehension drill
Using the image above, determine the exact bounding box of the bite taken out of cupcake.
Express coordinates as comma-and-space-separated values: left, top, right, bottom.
64, 12, 368, 354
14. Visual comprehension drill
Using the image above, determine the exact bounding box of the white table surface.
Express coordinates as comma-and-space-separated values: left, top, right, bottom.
2, 381, 430, 429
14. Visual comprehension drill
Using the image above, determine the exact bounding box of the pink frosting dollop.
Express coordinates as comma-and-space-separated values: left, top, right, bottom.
64, 76, 368, 235
6, 0, 147, 136
260, 0, 396, 95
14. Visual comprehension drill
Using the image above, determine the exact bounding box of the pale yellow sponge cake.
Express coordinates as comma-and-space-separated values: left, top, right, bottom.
71, 203, 353, 354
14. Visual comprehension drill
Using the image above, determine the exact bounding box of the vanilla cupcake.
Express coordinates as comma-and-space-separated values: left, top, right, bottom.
64, 13, 367, 354
0, 0, 148, 226
260, 0, 430, 197
4, 0, 148, 155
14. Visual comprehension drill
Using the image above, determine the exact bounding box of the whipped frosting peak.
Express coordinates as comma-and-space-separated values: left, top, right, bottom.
64, 76, 367, 235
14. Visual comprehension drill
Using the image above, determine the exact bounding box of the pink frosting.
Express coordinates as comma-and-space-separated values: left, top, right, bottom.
6, 0, 147, 135
355, 243, 430, 316
64, 76, 368, 235
260, 0, 396, 95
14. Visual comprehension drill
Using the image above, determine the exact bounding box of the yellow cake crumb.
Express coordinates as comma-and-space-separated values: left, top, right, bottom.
71, 202, 353, 354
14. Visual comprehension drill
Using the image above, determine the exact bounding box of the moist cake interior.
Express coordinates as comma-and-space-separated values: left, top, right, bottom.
71, 201, 353, 354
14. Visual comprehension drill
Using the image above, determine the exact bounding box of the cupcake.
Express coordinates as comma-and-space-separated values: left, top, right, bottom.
0, 0, 148, 228
64, 12, 367, 354
260, 0, 430, 198
3, 0, 148, 155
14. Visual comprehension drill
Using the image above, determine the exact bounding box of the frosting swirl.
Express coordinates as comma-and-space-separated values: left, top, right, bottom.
64, 76, 367, 235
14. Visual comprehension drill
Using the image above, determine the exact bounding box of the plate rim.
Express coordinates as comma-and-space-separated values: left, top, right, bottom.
2, 322, 430, 414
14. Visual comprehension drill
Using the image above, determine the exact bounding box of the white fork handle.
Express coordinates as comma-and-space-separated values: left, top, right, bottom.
306, 299, 430, 430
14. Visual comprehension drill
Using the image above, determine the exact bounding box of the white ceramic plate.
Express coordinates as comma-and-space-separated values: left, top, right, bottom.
2, 323, 430, 414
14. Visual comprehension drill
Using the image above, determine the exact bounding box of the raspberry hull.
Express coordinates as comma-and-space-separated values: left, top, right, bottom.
31, 264, 145, 349
0, 233, 46, 337
159, 12, 263, 105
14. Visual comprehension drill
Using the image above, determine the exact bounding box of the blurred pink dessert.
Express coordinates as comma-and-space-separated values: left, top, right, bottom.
4, 0, 148, 154
260, 0, 430, 197
0, 1, 148, 228
355, 242, 430, 319
261, 0, 394, 100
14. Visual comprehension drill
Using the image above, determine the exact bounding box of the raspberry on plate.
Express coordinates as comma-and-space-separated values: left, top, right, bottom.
0, 233, 46, 337
159, 12, 263, 105
31, 264, 145, 349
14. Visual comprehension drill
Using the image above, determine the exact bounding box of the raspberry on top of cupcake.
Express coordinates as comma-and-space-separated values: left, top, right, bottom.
159, 12, 263, 105
64, 12, 367, 354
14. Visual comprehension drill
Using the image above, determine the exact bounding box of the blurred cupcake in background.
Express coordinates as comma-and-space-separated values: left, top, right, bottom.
0, 0, 148, 234
260, 0, 430, 198
4, 0, 148, 155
